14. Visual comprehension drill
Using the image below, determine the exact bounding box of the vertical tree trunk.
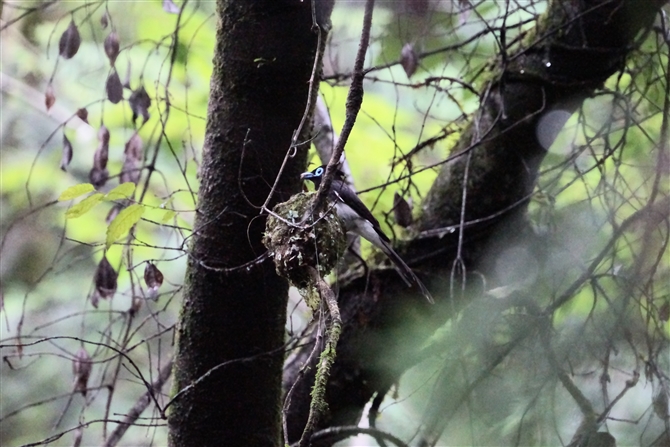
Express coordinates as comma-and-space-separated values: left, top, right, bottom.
168, 2, 322, 446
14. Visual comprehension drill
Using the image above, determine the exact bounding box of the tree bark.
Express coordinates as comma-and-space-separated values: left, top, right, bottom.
168, 2, 321, 446
283, 0, 666, 442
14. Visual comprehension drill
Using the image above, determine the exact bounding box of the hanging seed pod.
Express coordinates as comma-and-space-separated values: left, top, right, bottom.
76, 107, 88, 123
129, 86, 151, 124
45, 83, 56, 111
129, 296, 143, 315
60, 133, 73, 171
653, 385, 669, 420
89, 167, 109, 189
120, 132, 143, 184
94, 256, 117, 299
89, 125, 110, 188
59, 20, 81, 59
400, 43, 418, 78
72, 347, 92, 396
106, 69, 123, 104
104, 31, 120, 65
393, 191, 413, 228
144, 262, 164, 300
659, 301, 669, 322
100, 12, 109, 29
94, 125, 110, 170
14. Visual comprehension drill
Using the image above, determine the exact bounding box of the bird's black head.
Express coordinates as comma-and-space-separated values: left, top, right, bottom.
300, 165, 326, 188
300, 165, 326, 189
300, 165, 346, 189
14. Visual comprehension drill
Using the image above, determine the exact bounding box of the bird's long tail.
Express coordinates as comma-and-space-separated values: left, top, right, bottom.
380, 241, 434, 304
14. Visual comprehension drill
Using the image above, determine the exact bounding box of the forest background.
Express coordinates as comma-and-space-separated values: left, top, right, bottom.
1, 1, 669, 446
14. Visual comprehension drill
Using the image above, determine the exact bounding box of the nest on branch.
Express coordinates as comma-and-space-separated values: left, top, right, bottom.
263, 192, 346, 307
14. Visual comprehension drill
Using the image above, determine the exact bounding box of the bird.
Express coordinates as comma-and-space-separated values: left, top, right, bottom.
301, 165, 434, 303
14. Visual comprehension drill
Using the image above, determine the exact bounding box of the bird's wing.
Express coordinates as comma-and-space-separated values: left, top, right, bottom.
330, 181, 434, 303
331, 180, 390, 243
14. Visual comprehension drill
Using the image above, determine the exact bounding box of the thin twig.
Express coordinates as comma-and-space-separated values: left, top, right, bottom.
103, 360, 173, 447
313, 0, 375, 213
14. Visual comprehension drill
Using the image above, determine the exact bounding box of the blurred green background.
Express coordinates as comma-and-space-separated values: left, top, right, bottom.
1, 1, 668, 446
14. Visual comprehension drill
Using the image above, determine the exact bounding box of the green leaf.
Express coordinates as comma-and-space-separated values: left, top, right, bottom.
58, 183, 95, 201
65, 193, 104, 218
160, 209, 177, 224
105, 182, 136, 201
106, 203, 144, 248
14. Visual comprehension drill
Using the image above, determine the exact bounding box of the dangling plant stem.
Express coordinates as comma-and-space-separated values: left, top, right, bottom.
298, 266, 342, 447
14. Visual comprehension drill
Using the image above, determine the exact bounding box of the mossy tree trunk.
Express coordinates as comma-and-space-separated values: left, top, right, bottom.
167, 1, 323, 446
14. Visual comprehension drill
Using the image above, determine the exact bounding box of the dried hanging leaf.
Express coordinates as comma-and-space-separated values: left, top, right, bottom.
400, 43, 419, 78
60, 133, 73, 171
106, 69, 123, 104
393, 192, 413, 227
76, 107, 88, 123
45, 83, 56, 111
120, 133, 143, 184
104, 31, 120, 65
59, 20, 81, 59
100, 12, 109, 29
129, 86, 151, 124
163, 0, 180, 14
144, 262, 164, 300
94, 256, 117, 299
72, 348, 92, 396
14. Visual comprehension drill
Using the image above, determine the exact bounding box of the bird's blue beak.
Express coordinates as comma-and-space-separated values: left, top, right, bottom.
300, 171, 314, 180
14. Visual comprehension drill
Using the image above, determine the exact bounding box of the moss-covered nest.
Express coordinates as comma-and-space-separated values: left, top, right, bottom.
263, 192, 347, 292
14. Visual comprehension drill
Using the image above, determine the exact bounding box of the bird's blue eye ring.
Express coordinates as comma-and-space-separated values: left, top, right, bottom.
315, 167, 324, 176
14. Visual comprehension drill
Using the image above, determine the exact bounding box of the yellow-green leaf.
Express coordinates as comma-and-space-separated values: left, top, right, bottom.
65, 193, 104, 218
106, 203, 144, 247
105, 182, 136, 201
160, 209, 177, 224
58, 183, 95, 201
